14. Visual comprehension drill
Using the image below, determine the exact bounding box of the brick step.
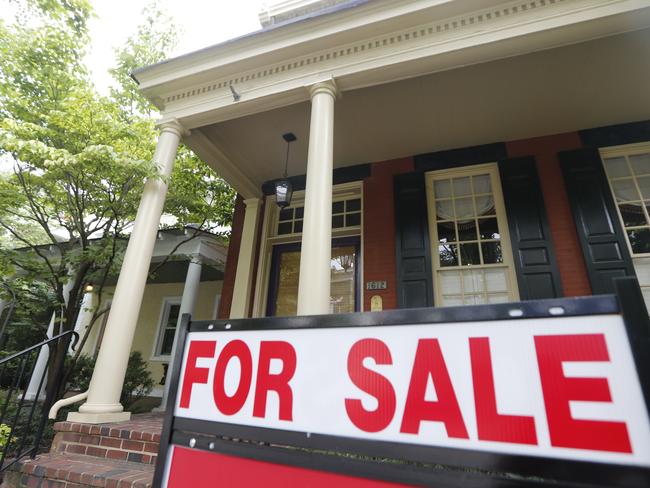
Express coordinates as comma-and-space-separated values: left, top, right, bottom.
3, 452, 154, 488
51, 414, 163, 466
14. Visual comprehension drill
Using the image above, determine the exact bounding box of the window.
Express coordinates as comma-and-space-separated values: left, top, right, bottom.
602, 147, 650, 254
425, 163, 518, 306
153, 298, 181, 358
601, 143, 650, 306
275, 197, 362, 236
266, 238, 360, 316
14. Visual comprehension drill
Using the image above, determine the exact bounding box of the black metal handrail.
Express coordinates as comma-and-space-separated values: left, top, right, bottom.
0, 329, 78, 472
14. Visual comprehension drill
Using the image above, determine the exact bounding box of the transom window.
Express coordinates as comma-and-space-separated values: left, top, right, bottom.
425, 164, 518, 306
602, 149, 650, 254
276, 197, 362, 236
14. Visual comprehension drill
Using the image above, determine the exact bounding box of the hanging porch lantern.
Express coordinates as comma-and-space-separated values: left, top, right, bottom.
275, 132, 296, 209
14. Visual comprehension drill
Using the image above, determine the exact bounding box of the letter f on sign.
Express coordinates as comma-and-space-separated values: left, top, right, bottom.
179, 341, 216, 408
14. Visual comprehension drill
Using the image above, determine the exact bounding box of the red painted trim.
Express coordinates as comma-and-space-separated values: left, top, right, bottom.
506, 133, 592, 297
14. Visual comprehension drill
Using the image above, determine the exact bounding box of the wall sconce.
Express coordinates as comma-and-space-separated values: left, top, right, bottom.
275, 132, 296, 209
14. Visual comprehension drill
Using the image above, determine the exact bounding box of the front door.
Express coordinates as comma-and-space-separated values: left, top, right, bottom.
266, 237, 360, 316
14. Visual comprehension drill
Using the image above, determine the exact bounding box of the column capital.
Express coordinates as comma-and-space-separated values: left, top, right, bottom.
243, 197, 262, 209
308, 78, 339, 100
157, 118, 190, 138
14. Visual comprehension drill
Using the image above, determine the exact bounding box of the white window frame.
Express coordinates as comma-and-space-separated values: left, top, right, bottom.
600, 141, 650, 258
251, 181, 364, 317
151, 296, 182, 361
424, 162, 519, 306
600, 141, 650, 308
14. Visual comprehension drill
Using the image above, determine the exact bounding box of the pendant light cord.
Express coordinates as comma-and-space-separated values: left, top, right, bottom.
283, 141, 291, 178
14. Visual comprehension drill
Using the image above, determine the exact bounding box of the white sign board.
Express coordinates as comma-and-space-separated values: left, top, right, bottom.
174, 314, 650, 467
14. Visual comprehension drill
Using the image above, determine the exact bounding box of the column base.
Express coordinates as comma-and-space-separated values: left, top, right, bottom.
66, 411, 131, 424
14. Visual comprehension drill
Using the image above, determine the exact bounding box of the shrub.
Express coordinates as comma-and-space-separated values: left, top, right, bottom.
68, 351, 155, 410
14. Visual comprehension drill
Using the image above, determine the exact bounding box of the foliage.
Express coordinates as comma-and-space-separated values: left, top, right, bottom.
0, 0, 235, 393
0, 423, 13, 448
68, 352, 154, 409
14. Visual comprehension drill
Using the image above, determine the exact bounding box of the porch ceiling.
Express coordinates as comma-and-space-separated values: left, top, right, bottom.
194, 27, 650, 190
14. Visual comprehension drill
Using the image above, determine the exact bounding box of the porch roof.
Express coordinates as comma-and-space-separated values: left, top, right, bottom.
135, 0, 650, 198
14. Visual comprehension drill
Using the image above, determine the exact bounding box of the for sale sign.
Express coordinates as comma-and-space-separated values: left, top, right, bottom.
154, 288, 650, 488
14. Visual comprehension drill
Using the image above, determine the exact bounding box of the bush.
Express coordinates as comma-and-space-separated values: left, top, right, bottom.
68, 351, 155, 410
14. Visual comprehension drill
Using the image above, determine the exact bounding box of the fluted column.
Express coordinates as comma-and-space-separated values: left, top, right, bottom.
297, 79, 338, 315
69, 120, 186, 423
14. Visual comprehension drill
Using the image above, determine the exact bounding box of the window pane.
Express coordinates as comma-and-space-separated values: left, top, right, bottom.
346, 213, 361, 227
436, 200, 454, 220
627, 229, 650, 254
437, 222, 456, 243
481, 241, 504, 264
619, 203, 646, 227
441, 295, 463, 306
167, 305, 180, 325
630, 153, 650, 176
479, 218, 500, 239
279, 208, 293, 221
293, 220, 303, 233
434, 179, 451, 198
332, 201, 344, 214
439, 271, 461, 294
278, 222, 292, 235
330, 246, 356, 314
604, 157, 630, 178
457, 220, 478, 241
638, 176, 650, 200
332, 214, 344, 228
295, 207, 304, 219
486, 293, 509, 304
460, 243, 480, 265
475, 195, 495, 216
485, 268, 508, 292
453, 177, 471, 197
611, 178, 639, 202
160, 329, 175, 356
439, 243, 458, 267
455, 198, 474, 219
346, 199, 361, 212
464, 294, 485, 305
275, 251, 301, 316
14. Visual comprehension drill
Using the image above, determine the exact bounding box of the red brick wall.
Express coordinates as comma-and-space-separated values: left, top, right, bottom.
363, 157, 414, 311
506, 133, 592, 297
218, 195, 245, 319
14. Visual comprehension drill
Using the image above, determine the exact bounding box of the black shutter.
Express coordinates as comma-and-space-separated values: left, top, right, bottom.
559, 148, 635, 294
499, 157, 563, 299
394, 172, 434, 308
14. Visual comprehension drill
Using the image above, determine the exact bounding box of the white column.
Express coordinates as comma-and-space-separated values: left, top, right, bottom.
71, 291, 97, 354
297, 79, 338, 315
156, 255, 202, 410
69, 121, 185, 423
229, 198, 261, 319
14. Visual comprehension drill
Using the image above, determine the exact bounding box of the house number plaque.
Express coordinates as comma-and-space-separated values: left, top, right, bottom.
366, 280, 387, 290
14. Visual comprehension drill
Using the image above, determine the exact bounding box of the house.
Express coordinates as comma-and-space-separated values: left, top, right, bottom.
61, 0, 650, 425
76, 227, 226, 397
6, 227, 226, 401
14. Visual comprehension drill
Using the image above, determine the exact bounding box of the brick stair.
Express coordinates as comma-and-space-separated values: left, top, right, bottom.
2, 413, 164, 488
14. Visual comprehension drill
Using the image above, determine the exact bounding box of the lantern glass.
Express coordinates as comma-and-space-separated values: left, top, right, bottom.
275, 179, 293, 208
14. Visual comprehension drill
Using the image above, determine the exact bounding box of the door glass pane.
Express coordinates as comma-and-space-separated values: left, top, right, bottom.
330, 246, 356, 314
271, 245, 357, 316
274, 251, 301, 316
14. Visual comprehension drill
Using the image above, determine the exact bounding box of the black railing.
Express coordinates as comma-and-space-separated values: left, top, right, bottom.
0, 329, 78, 472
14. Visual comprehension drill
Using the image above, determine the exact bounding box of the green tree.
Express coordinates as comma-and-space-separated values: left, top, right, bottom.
0, 0, 235, 394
